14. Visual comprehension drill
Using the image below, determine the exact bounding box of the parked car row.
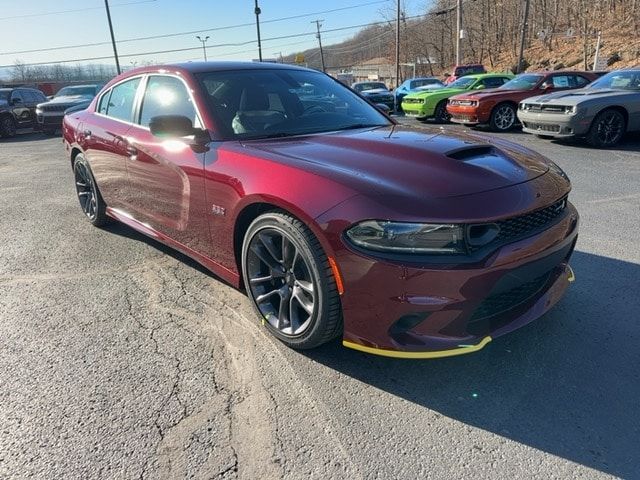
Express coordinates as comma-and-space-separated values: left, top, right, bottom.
398, 68, 639, 148
0, 84, 101, 138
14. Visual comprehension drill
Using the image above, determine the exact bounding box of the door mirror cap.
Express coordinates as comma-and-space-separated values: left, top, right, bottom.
374, 103, 391, 113
11, 97, 22, 105
541, 82, 553, 90
149, 115, 197, 138
474, 84, 485, 90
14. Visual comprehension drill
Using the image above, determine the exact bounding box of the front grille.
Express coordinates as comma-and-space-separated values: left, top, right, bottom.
495, 198, 567, 243
451, 114, 477, 122
522, 103, 569, 114
469, 272, 551, 322
403, 98, 424, 104
449, 100, 477, 107
523, 122, 561, 133
40, 104, 67, 112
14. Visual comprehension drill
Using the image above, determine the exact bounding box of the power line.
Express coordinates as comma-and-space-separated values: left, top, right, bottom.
0, 0, 391, 57
0, 15, 429, 69
0, 0, 156, 21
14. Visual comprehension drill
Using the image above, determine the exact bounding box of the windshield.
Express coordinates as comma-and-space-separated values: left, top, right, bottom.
455, 65, 484, 76
55, 86, 97, 97
353, 82, 387, 92
587, 70, 640, 91
448, 76, 477, 89
197, 69, 391, 141
0, 90, 10, 102
501, 74, 543, 90
410, 79, 443, 89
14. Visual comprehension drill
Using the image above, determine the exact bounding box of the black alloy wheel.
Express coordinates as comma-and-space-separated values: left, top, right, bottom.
73, 154, 108, 226
242, 211, 342, 349
434, 100, 451, 123
0, 115, 17, 138
586, 109, 626, 148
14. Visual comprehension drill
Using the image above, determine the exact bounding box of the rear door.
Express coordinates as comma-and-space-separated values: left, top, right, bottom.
9, 90, 30, 127
124, 74, 211, 256
81, 77, 142, 209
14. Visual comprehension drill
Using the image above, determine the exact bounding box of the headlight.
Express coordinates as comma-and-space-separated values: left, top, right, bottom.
548, 161, 570, 182
36, 108, 43, 114
346, 221, 466, 254
564, 105, 577, 114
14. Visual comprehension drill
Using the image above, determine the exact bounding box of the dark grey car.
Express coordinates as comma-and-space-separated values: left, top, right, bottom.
518, 69, 640, 147
0, 88, 48, 138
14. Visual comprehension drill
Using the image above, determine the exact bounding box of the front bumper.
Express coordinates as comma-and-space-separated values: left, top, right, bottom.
518, 110, 592, 138
319, 198, 579, 358
447, 104, 491, 126
37, 111, 64, 128
401, 101, 435, 119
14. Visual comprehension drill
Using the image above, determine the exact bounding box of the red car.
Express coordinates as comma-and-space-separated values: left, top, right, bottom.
444, 64, 486, 85
447, 71, 599, 131
63, 62, 578, 358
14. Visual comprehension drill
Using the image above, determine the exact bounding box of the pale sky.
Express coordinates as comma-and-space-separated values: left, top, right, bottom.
0, 0, 424, 77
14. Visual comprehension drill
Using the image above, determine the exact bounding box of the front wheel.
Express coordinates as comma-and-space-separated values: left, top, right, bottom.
490, 103, 517, 132
242, 211, 342, 349
0, 115, 17, 138
434, 100, 451, 123
73, 154, 109, 226
586, 109, 626, 148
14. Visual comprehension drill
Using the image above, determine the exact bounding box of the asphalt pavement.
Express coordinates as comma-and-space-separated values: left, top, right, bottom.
1, 124, 639, 479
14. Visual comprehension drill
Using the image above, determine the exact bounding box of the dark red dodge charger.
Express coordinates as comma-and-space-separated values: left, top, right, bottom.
63, 62, 578, 358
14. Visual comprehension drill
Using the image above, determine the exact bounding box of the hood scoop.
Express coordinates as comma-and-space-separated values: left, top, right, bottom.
446, 145, 496, 161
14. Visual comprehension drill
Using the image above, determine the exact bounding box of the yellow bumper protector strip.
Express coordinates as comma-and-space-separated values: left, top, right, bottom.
567, 265, 575, 283
342, 336, 492, 359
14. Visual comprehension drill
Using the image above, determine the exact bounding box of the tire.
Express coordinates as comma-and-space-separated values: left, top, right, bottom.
586, 109, 626, 148
0, 115, 17, 138
73, 154, 109, 227
489, 103, 517, 132
241, 211, 342, 349
434, 100, 451, 123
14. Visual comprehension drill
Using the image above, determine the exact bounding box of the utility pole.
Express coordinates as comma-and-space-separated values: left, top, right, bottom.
254, 0, 263, 61
104, 0, 121, 75
516, 0, 531, 73
455, 0, 462, 66
196, 35, 209, 61
593, 31, 602, 71
312, 20, 326, 72
395, 0, 400, 87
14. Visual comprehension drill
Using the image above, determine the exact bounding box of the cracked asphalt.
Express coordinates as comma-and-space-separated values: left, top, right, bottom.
1, 125, 639, 479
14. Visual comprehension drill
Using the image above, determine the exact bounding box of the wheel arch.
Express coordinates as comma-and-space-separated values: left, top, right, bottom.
232, 197, 337, 285
70, 147, 82, 169
592, 105, 629, 129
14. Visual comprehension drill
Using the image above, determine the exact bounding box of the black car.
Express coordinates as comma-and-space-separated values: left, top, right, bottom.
36, 84, 102, 134
0, 87, 47, 138
351, 81, 395, 111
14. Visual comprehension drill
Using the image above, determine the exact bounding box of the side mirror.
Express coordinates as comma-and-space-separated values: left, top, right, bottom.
541, 82, 553, 90
11, 97, 22, 105
474, 84, 485, 90
149, 115, 196, 138
374, 103, 391, 114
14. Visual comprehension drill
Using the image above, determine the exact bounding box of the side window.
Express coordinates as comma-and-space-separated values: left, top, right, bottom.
105, 77, 141, 122
139, 75, 197, 127
573, 75, 591, 88
551, 75, 571, 88
35, 91, 46, 103
482, 77, 506, 88
22, 91, 36, 103
97, 90, 111, 115
10, 90, 24, 103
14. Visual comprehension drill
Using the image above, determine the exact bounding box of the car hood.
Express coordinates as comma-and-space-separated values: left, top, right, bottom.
408, 87, 465, 99
525, 88, 638, 105
242, 125, 550, 200
43, 95, 94, 106
360, 89, 392, 96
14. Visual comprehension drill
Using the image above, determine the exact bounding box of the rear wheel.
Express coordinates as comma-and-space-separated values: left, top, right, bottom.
242, 211, 342, 349
73, 154, 109, 226
586, 109, 626, 148
490, 103, 517, 131
0, 115, 17, 138
434, 100, 451, 123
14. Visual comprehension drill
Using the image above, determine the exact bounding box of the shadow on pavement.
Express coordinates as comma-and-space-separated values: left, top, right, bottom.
304, 250, 640, 478
0, 130, 58, 143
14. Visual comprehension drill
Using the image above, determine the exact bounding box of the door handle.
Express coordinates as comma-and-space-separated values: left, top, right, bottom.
125, 142, 138, 157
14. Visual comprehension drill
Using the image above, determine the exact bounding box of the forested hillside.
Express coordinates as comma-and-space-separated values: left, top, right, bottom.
288, 0, 639, 74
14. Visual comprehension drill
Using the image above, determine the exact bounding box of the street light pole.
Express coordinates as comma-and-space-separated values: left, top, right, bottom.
254, 0, 263, 61
196, 35, 209, 61
395, 0, 400, 88
104, 0, 121, 75
313, 20, 325, 72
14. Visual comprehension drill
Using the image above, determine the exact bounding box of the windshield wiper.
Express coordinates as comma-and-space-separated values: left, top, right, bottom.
334, 124, 387, 131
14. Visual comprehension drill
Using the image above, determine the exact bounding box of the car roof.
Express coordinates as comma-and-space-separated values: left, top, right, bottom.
59, 84, 102, 88
464, 73, 512, 79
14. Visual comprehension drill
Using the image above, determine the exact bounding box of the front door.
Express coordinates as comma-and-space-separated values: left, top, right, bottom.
124, 74, 210, 257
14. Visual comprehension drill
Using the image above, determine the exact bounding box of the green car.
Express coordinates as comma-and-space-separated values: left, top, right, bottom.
401, 73, 515, 121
